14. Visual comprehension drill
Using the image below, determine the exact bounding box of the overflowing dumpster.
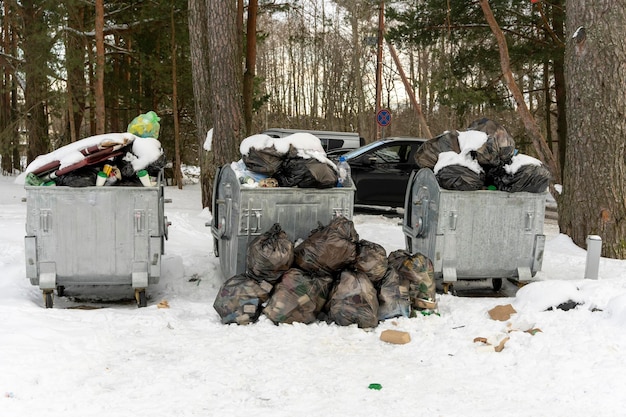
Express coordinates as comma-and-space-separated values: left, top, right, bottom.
24, 172, 170, 308
210, 164, 355, 279
402, 168, 546, 292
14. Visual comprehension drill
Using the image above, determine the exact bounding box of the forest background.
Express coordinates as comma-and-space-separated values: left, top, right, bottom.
0, 0, 624, 259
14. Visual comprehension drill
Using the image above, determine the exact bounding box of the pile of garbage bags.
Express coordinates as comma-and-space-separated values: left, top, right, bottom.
213, 217, 437, 328
22, 112, 166, 187
415, 118, 551, 193
232, 132, 340, 189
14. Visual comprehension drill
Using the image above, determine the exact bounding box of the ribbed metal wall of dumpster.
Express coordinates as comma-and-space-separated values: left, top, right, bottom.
211, 164, 355, 279
402, 168, 546, 286
24, 173, 168, 307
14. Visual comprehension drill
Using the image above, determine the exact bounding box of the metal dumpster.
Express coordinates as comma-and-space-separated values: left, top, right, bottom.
24, 172, 170, 308
210, 164, 355, 279
402, 168, 546, 292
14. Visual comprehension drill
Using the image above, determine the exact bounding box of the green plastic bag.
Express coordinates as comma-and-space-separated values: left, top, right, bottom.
127, 111, 160, 138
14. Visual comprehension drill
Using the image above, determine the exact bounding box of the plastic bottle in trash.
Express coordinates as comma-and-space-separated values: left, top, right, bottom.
25, 173, 45, 186
336, 156, 352, 188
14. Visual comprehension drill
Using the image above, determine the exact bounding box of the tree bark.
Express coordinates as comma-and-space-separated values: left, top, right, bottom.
188, 0, 213, 208
94, 0, 105, 134
206, 0, 244, 190
64, 3, 86, 144
550, 0, 567, 179
171, 5, 183, 189
242, 0, 258, 136
1, 1, 18, 173
22, 0, 50, 164
478, 0, 560, 184
562, 1, 626, 259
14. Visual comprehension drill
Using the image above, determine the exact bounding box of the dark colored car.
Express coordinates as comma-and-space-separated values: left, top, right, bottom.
338, 137, 427, 208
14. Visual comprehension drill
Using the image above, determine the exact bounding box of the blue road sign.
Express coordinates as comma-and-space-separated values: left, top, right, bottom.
377, 109, 391, 127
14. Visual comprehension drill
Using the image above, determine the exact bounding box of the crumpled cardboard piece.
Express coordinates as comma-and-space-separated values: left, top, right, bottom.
380, 329, 411, 345
488, 304, 517, 321
474, 335, 510, 352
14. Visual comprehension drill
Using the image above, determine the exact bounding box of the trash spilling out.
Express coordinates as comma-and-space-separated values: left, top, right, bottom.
22, 112, 170, 308
213, 218, 438, 328
415, 118, 551, 193
404, 118, 549, 291
21, 111, 166, 188
233, 131, 343, 189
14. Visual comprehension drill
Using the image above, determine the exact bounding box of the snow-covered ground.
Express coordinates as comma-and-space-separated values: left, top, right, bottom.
1, 174, 625, 417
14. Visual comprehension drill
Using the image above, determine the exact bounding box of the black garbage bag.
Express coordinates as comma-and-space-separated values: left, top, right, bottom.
414, 130, 461, 169
327, 270, 379, 328
354, 240, 388, 283
388, 249, 437, 311
435, 165, 485, 191
293, 216, 360, 275
144, 153, 168, 177
246, 223, 294, 284
275, 156, 338, 189
376, 266, 411, 321
495, 160, 552, 193
116, 156, 136, 180
213, 274, 274, 325
263, 268, 334, 324
466, 118, 516, 167
55, 166, 99, 187
242, 145, 284, 176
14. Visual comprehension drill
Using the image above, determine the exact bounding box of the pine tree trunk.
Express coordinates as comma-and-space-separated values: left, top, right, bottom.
242, 0, 257, 136
65, 3, 87, 144
94, 0, 105, 134
562, 1, 626, 259
22, 0, 50, 164
206, 0, 243, 195
188, 0, 213, 208
170, 6, 183, 190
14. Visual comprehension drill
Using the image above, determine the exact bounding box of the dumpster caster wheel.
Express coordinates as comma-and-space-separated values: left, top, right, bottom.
492, 278, 503, 292
43, 291, 53, 308
135, 289, 147, 308
57, 285, 65, 297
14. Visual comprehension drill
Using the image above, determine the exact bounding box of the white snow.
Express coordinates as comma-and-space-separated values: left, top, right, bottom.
457, 130, 488, 153
434, 150, 484, 174
21, 133, 137, 175
15, 133, 163, 185
505, 153, 543, 175
240, 132, 331, 164
204, 128, 213, 152
1, 174, 626, 416
130, 137, 164, 171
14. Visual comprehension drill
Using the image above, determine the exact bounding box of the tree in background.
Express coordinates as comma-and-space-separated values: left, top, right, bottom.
188, 0, 213, 208
63, 0, 87, 144
386, 0, 566, 159
478, 0, 560, 183
0, 1, 20, 173
205, 0, 244, 207
561, 1, 626, 259
20, 0, 57, 163
94, 0, 105, 134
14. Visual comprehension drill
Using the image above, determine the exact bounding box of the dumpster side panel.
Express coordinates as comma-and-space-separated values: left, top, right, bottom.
436, 189, 545, 279
212, 164, 354, 279
25, 184, 164, 287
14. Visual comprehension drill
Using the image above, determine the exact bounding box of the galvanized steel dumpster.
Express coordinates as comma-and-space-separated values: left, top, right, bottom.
210, 164, 354, 279
24, 173, 169, 308
402, 168, 546, 292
